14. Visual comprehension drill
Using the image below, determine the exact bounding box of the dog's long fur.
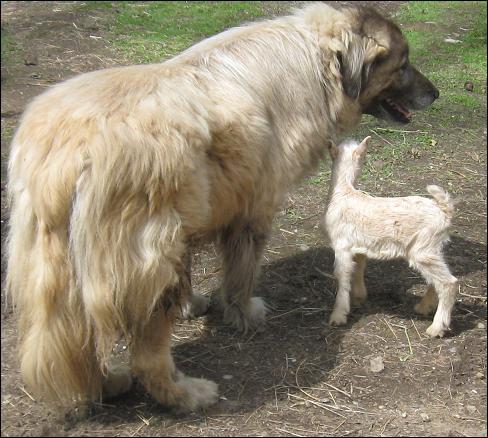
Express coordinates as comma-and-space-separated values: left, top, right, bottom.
6, 3, 438, 410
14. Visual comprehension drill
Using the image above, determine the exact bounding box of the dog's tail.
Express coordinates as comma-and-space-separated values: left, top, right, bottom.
426, 185, 455, 218
6, 141, 102, 407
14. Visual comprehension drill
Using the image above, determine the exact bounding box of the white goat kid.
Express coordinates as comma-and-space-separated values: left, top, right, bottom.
322, 136, 457, 337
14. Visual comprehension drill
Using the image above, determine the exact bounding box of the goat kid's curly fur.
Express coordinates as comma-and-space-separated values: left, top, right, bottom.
6, 3, 438, 411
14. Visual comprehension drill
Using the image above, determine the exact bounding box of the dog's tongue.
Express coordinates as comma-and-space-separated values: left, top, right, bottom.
386, 98, 412, 120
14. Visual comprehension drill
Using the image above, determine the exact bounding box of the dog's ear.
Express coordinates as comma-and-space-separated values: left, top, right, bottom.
339, 33, 387, 100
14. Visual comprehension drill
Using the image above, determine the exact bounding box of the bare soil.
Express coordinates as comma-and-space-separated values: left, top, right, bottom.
1, 2, 486, 437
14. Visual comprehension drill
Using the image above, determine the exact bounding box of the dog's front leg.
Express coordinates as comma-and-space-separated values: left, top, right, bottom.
217, 220, 270, 332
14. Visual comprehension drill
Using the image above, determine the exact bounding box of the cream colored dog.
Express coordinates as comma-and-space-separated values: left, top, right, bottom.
6, 4, 439, 411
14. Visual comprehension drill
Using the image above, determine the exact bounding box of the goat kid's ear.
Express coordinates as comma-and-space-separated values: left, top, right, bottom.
354, 135, 371, 157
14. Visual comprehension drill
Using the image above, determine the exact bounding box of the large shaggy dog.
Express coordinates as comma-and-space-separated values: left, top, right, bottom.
6, 3, 439, 411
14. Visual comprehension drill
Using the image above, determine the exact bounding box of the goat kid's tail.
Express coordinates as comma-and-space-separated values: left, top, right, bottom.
426, 185, 455, 218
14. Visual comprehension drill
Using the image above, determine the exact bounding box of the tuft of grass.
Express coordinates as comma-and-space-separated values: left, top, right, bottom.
80, 1, 265, 63
1, 26, 21, 64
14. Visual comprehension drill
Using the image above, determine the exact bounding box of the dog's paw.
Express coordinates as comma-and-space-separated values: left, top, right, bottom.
175, 376, 219, 412
223, 297, 267, 333
103, 361, 133, 399
329, 310, 348, 326
180, 291, 210, 320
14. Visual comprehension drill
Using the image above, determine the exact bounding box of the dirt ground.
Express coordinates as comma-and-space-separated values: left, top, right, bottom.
1, 1, 486, 437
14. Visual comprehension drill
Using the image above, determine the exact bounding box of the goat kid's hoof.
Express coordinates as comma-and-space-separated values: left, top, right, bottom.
329, 311, 348, 326
426, 324, 448, 338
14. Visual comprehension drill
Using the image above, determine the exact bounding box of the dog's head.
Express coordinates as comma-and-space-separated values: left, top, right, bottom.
311, 4, 439, 124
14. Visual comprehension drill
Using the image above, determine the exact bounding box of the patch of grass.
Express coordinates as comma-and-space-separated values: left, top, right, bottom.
1, 26, 21, 64
353, 1, 486, 184
80, 1, 265, 63
397, 1, 486, 112
306, 162, 331, 186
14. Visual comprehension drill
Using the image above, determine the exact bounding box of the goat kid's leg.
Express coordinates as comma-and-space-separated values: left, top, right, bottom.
329, 250, 354, 326
414, 256, 458, 338
414, 285, 438, 316
351, 254, 367, 307
218, 220, 270, 333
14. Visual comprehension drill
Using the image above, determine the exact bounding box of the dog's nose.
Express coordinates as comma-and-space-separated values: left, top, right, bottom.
432, 88, 440, 100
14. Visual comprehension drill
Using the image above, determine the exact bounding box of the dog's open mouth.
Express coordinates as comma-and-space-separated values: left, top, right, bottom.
380, 98, 412, 123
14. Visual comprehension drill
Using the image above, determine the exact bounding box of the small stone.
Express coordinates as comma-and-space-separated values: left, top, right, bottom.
409, 148, 421, 158
449, 347, 457, 353
222, 374, 233, 380
420, 413, 430, 422
379, 405, 385, 409
466, 405, 477, 414
475, 372, 485, 379
477, 322, 485, 329
370, 356, 385, 373
464, 81, 474, 92
23, 53, 38, 66
299, 244, 310, 251
444, 38, 461, 43
401, 412, 407, 418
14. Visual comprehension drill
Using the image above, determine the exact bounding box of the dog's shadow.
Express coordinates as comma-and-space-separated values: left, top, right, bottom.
89, 234, 486, 426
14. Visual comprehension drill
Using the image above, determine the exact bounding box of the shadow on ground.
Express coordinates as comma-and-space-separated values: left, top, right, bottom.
80, 233, 486, 428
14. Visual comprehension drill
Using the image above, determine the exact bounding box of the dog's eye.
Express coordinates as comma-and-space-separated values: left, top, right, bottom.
399, 63, 408, 74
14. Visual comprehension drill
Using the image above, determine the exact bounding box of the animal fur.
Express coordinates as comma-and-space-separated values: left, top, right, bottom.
6, 3, 439, 410
323, 136, 457, 337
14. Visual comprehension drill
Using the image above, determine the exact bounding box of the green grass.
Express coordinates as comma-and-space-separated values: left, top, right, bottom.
1, 26, 21, 64
397, 1, 486, 112
343, 1, 488, 183
80, 1, 265, 63
77, 1, 486, 187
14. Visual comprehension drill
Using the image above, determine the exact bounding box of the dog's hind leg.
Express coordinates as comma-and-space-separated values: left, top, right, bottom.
130, 301, 218, 412
217, 219, 270, 333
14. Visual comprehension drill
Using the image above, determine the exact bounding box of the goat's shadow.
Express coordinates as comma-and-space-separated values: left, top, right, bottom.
90, 234, 486, 426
